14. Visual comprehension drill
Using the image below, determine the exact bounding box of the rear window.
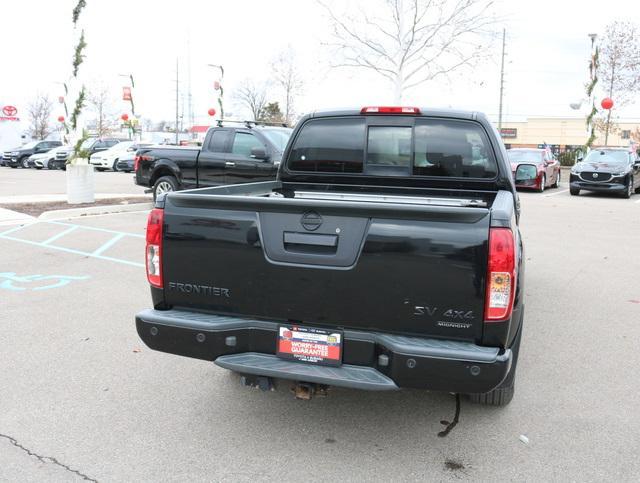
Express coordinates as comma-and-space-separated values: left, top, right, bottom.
288, 118, 365, 172
287, 117, 497, 178
413, 120, 497, 178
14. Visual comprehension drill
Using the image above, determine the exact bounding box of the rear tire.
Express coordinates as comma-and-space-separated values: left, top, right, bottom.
570, 187, 580, 196
152, 175, 178, 201
468, 320, 522, 407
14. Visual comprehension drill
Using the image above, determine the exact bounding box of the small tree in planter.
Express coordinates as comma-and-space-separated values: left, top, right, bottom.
61, 1, 95, 204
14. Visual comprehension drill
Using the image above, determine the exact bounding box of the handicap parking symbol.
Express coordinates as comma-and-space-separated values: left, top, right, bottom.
0, 272, 90, 291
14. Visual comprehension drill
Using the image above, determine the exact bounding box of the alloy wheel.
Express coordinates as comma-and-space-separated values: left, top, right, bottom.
156, 181, 174, 196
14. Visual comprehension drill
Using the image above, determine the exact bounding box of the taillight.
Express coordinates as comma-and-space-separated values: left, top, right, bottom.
360, 106, 421, 115
484, 228, 516, 322
134, 155, 140, 172
145, 208, 164, 288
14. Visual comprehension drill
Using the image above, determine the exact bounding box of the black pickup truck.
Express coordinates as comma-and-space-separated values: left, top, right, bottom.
135, 124, 292, 199
136, 107, 525, 406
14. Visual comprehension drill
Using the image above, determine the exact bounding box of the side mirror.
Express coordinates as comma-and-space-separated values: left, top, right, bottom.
576, 154, 584, 162
515, 164, 538, 182
250, 147, 268, 160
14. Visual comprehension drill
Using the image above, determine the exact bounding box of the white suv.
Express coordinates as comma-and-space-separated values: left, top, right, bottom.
90, 141, 135, 171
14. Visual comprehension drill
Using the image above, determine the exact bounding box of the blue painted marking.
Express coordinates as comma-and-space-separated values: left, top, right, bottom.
0, 272, 90, 291
92, 233, 126, 256
47, 220, 145, 238
41, 225, 79, 245
0, 234, 144, 268
0, 223, 34, 237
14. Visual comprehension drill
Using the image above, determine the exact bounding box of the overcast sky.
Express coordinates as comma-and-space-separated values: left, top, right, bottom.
1, 0, 639, 128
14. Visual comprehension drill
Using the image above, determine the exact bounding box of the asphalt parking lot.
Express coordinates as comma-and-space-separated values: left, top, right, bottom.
1, 181, 639, 482
0, 168, 144, 199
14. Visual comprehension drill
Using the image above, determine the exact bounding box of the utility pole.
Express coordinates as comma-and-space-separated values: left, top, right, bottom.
604, 64, 615, 145
175, 58, 179, 145
498, 28, 506, 132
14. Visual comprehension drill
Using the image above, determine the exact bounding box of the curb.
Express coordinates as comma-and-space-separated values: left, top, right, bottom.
38, 202, 153, 221
0, 193, 150, 205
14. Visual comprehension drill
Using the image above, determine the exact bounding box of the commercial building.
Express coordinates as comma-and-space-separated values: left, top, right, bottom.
498, 117, 640, 154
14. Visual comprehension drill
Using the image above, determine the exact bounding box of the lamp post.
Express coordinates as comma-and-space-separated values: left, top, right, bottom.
207, 64, 224, 120
119, 73, 138, 140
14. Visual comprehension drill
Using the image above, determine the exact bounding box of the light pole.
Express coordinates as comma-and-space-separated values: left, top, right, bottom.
207, 64, 224, 120
118, 73, 137, 139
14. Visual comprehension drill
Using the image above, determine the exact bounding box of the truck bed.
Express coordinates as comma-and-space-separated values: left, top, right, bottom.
157, 181, 507, 344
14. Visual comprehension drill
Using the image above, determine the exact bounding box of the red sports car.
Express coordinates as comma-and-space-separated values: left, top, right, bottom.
507, 148, 561, 192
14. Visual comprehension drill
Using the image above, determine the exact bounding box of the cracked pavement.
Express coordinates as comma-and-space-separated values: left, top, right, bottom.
0, 434, 96, 482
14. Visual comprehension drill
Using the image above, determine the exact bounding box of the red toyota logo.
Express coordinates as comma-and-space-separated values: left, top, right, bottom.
2, 105, 17, 116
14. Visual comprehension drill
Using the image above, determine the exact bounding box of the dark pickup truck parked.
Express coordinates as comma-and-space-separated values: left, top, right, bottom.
136, 107, 525, 406
134, 123, 292, 199
6, 140, 62, 168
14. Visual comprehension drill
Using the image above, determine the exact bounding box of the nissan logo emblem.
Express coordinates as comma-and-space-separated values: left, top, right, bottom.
301, 211, 323, 231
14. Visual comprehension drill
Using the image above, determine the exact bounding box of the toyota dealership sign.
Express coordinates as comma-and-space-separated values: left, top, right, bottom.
1, 105, 19, 121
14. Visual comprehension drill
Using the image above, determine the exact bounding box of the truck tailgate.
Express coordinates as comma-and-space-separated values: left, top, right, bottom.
161, 193, 490, 343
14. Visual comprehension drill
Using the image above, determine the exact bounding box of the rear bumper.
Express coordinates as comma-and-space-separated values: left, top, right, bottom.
136, 309, 512, 393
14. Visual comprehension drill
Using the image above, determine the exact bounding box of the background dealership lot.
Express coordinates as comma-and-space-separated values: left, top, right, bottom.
1, 172, 639, 481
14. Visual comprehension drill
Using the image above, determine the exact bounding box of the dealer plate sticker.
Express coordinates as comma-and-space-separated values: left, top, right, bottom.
277, 325, 342, 366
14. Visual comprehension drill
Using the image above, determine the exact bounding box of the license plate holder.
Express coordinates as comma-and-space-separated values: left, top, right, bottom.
276, 325, 343, 367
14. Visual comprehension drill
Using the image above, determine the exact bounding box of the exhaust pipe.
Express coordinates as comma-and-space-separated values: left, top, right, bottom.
240, 375, 274, 392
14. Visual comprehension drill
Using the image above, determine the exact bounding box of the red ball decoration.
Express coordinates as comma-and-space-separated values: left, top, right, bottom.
121, 113, 129, 121
601, 98, 614, 110
213, 81, 221, 90
207, 108, 216, 116
57, 115, 65, 123
58, 96, 64, 104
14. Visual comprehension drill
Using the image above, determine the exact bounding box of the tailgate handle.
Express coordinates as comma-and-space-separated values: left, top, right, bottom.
283, 232, 338, 254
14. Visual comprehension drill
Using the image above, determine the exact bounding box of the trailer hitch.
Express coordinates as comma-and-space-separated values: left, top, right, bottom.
291, 382, 329, 400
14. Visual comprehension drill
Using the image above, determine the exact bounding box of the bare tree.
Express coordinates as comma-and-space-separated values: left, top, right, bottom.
234, 80, 269, 120
320, 0, 496, 102
27, 95, 53, 140
271, 47, 304, 124
88, 84, 117, 137
598, 21, 640, 144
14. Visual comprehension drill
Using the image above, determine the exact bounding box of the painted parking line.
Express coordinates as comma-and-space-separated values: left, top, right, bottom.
0, 220, 144, 268
544, 189, 569, 197
41, 225, 79, 245
92, 233, 127, 256
47, 220, 144, 238
0, 234, 144, 267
